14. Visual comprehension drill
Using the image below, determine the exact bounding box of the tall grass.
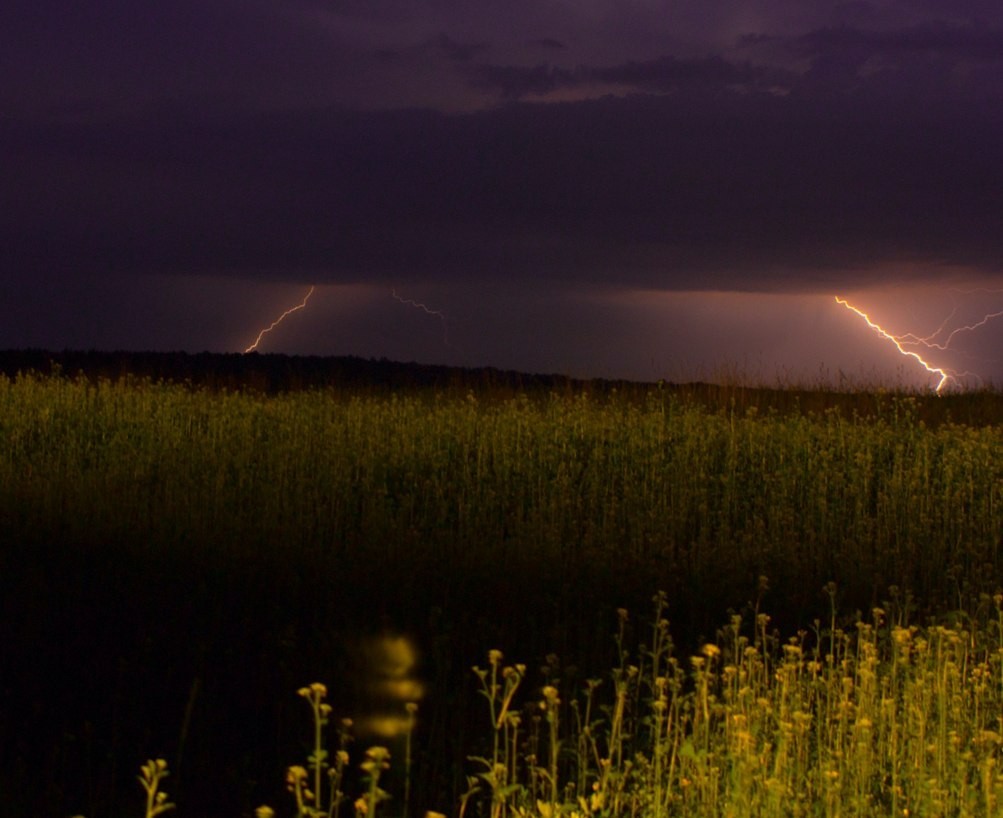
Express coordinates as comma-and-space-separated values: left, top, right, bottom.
3, 372, 1003, 815
452, 592, 1003, 817
2, 374, 1001, 614
136, 592, 1003, 818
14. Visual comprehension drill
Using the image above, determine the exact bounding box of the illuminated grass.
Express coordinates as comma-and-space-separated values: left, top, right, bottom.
1, 373, 1001, 611
453, 593, 1003, 817
139, 592, 1003, 817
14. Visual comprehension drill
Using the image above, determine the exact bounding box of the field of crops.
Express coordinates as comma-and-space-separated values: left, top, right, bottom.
2, 363, 1003, 816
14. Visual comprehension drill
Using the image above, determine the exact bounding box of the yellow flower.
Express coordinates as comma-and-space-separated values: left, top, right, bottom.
361, 745, 391, 772
286, 765, 308, 789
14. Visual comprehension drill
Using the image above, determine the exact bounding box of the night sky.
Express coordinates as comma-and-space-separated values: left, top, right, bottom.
4, 0, 1003, 388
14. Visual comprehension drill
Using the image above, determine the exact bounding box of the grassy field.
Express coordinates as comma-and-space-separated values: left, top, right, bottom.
1, 362, 1003, 816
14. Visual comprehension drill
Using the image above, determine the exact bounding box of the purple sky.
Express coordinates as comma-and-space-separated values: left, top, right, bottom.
3, 0, 1003, 388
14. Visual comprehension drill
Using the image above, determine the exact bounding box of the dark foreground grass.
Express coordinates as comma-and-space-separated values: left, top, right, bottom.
1, 369, 1002, 815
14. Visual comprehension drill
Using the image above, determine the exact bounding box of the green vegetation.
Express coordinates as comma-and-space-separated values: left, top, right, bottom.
456, 592, 1003, 817
2, 367, 1003, 816
142, 593, 1003, 817
2, 373, 1001, 612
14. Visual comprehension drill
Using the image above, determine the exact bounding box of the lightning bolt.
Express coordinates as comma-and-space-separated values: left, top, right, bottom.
895, 303, 959, 347
885, 288, 1003, 354
835, 296, 954, 393
920, 306, 1003, 351
244, 285, 315, 353
391, 289, 449, 345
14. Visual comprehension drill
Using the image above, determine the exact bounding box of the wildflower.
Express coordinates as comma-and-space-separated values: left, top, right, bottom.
286, 765, 308, 790
361, 746, 391, 773
255, 808, 275, 818
488, 649, 503, 666
299, 682, 328, 701
793, 711, 812, 731
139, 759, 169, 782
581, 789, 605, 812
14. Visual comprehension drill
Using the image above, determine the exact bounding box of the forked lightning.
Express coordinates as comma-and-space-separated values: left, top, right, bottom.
835, 296, 953, 392
391, 289, 449, 345
245, 285, 315, 353
835, 293, 1003, 393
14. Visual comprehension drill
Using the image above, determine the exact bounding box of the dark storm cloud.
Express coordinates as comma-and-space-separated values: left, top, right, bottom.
592, 55, 773, 91
434, 33, 488, 62
474, 63, 575, 98
0, 0, 404, 114
745, 20, 1003, 100
3, 1, 1003, 296
801, 21, 1003, 59
475, 54, 788, 98
746, 19, 1003, 58
5, 85, 1002, 291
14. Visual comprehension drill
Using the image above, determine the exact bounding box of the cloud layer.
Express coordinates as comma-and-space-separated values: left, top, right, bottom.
3, 0, 1003, 379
